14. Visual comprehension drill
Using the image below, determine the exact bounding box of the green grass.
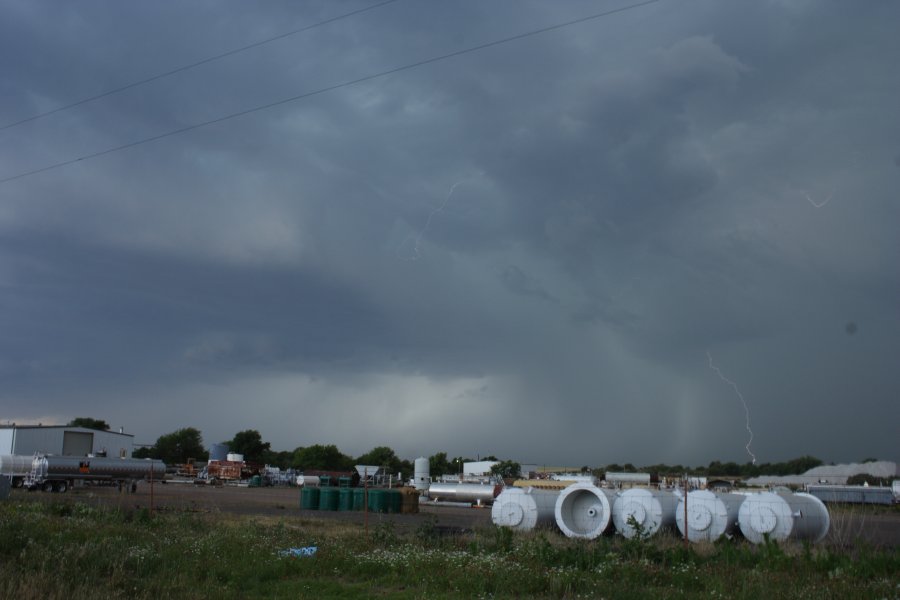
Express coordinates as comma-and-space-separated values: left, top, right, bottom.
0, 501, 897, 599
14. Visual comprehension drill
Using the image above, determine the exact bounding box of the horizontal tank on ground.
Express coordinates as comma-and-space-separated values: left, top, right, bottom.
427, 482, 501, 505
295, 475, 321, 487
738, 491, 830, 544
605, 472, 651, 486
675, 490, 744, 542
555, 483, 617, 539
612, 488, 680, 538
806, 485, 896, 506
492, 487, 559, 531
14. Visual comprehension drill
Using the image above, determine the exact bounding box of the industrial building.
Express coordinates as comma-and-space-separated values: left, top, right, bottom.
0, 425, 134, 458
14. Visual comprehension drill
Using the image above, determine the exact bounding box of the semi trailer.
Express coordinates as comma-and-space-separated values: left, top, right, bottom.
24, 455, 166, 493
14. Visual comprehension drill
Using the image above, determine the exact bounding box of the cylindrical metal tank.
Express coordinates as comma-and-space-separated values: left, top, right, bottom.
295, 475, 320, 487
0, 455, 32, 475
605, 472, 651, 486
675, 490, 744, 542
34, 456, 166, 481
318, 487, 339, 511
492, 487, 559, 531
300, 486, 320, 510
338, 487, 354, 511
368, 489, 388, 513
427, 483, 501, 504
414, 457, 430, 492
738, 491, 830, 544
353, 487, 366, 510
612, 489, 680, 538
209, 444, 229, 463
225, 453, 244, 463
554, 483, 617, 539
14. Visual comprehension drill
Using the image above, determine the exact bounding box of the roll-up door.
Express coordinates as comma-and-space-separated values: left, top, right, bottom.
62, 431, 93, 456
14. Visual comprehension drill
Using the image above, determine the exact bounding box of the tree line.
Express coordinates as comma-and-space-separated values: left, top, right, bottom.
126, 425, 524, 477
70, 418, 869, 479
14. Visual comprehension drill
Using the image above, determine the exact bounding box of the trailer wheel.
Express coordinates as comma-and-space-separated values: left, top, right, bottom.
42, 481, 54, 493
130, 482, 137, 493
58, 481, 68, 493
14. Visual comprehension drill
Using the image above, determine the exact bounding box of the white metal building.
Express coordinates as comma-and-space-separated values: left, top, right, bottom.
463, 461, 499, 476
0, 425, 134, 458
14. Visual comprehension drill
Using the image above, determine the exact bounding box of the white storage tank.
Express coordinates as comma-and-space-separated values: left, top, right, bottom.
492, 487, 559, 531
414, 457, 430, 492
554, 483, 617, 539
226, 453, 244, 462
612, 488, 680, 538
295, 475, 320, 487
675, 490, 744, 542
738, 491, 830, 544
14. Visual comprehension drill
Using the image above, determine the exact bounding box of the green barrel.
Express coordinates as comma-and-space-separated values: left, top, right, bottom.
249, 475, 262, 487
353, 488, 366, 511
300, 486, 320, 510
338, 476, 353, 488
318, 487, 340, 511
318, 475, 332, 487
338, 487, 354, 511
385, 489, 402, 514
367, 489, 387, 513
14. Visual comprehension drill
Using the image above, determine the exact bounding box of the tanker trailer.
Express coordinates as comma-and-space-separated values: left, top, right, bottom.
0, 455, 34, 488
25, 455, 166, 493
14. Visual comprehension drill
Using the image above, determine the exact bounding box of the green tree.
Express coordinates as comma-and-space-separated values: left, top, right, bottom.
67, 417, 110, 430
429, 452, 452, 477
153, 427, 207, 464
356, 446, 402, 473
132, 446, 153, 459
490, 460, 522, 480
292, 444, 353, 471
227, 430, 271, 463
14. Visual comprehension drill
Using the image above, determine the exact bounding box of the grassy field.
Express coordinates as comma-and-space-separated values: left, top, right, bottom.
1, 500, 897, 599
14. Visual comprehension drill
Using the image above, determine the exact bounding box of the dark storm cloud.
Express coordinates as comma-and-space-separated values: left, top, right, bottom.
1, 1, 897, 465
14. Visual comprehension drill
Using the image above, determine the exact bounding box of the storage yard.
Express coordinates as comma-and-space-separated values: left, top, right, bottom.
6, 481, 899, 548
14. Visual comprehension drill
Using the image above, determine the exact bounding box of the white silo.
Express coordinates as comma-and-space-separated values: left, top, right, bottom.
675, 490, 744, 543
612, 488, 680, 539
554, 483, 617, 539
413, 457, 430, 492
738, 491, 830, 544
492, 487, 559, 531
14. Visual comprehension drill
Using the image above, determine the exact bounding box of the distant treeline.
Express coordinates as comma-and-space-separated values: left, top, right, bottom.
109, 419, 874, 479
601, 455, 827, 478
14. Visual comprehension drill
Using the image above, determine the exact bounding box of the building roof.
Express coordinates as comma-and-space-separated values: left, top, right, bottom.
0, 425, 134, 437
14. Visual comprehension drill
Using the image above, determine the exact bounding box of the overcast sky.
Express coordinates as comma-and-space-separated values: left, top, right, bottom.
1, 0, 897, 467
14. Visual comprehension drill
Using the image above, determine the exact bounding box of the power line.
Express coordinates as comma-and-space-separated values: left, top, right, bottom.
0, 0, 662, 186
0, 0, 402, 132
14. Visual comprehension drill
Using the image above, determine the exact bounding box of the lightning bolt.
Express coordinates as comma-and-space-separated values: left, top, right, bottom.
707, 351, 757, 465
803, 190, 833, 209
399, 180, 465, 261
